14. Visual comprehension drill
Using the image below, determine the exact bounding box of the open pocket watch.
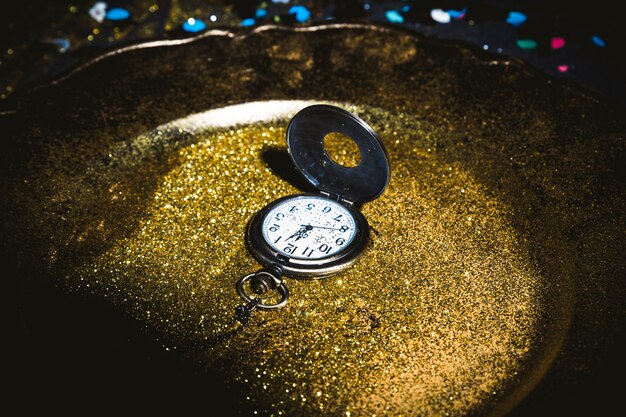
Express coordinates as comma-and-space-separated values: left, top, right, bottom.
235, 104, 390, 324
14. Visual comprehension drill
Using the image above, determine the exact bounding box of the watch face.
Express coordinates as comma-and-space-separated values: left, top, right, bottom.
261, 195, 357, 260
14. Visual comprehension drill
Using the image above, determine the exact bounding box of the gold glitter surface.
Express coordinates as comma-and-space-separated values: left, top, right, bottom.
3, 25, 624, 417
324, 132, 362, 167
52, 103, 542, 416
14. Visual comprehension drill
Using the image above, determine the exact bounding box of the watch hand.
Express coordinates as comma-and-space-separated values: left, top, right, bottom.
300, 224, 346, 231
286, 225, 313, 241
294, 225, 313, 241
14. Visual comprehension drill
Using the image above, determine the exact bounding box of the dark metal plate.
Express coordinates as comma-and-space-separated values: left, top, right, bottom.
1, 24, 624, 416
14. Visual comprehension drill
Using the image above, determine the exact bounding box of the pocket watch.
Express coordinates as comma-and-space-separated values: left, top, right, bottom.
235, 104, 390, 324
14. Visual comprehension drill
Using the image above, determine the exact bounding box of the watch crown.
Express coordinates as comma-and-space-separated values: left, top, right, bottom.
250, 268, 282, 295
251, 274, 275, 294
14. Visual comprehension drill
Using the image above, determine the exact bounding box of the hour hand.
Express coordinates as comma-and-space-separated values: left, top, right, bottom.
284, 231, 298, 242
286, 225, 312, 241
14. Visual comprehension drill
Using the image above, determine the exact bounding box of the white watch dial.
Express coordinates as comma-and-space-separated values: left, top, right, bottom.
261, 196, 357, 260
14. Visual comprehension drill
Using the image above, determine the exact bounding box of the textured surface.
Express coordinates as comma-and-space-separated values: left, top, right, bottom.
2, 25, 625, 415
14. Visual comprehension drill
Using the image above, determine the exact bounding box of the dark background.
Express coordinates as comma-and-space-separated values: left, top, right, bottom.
1, 1, 624, 107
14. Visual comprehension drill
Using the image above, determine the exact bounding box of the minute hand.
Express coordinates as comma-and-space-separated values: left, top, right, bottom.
301, 224, 346, 231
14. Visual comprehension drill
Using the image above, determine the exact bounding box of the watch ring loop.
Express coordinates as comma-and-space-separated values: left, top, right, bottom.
236, 272, 290, 310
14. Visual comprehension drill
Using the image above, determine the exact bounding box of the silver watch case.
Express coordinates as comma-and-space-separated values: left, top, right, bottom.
247, 193, 370, 279
246, 104, 389, 279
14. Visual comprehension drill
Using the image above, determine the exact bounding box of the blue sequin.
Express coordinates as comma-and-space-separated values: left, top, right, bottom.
256, 9, 268, 18
592, 35, 606, 47
289, 6, 311, 23
105, 7, 130, 21
51, 38, 71, 53
506, 11, 527, 27
241, 18, 255, 27
385, 10, 404, 24
448, 8, 467, 19
182, 18, 206, 32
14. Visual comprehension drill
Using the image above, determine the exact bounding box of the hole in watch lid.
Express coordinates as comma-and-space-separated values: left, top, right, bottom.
323, 132, 361, 168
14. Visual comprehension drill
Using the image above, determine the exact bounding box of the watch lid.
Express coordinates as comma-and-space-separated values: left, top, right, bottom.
286, 104, 390, 205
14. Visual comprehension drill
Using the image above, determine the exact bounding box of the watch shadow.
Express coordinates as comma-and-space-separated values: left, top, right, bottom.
261, 147, 317, 193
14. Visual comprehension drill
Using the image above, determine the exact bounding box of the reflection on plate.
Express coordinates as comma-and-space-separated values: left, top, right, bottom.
2, 25, 624, 416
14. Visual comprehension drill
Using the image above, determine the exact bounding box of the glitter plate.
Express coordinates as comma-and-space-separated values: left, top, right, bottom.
2, 24, 624, 415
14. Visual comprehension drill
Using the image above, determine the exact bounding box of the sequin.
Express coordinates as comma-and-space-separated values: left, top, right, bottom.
431, 9, 451, 24
385, 10, 404, 24
448, 8, 467, 19
592, 35, 606, 47
89, 1, 107, 23
105, 7, 130, 21
51, 38, 70, 53
551, 37, 566, 49
289, 6, 311, 23
182, 18, 206, 33
241, 18, 255, 27
506, 11, 527, 27
516, 39, 538, 49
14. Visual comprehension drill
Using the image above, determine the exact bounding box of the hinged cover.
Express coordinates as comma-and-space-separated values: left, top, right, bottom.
286, 104, 390, 205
